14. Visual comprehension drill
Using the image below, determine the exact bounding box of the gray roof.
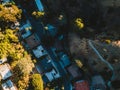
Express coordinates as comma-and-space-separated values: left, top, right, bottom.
92, 75, 106, 89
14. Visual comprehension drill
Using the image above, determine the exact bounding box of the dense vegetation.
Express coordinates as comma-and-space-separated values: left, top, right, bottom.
0, 2, 43, 90
0, 3, 22, 29
29, 74, 43, 90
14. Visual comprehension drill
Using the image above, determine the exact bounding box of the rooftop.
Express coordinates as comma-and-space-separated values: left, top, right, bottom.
35, 0, 44, 11
59, 53, 71, 67
36, 56, 53, 74
91, 75, 106, 89
2, 80, 17, 90
20, 20, 32, 39
32, 45, 48, 58
25, 34, 41, 49
0, 64, 12, 80
74, 80, 90, 90
45, 68, 60, 82
66, 64, 83, 79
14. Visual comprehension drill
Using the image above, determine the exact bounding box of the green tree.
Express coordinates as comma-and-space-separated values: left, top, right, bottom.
32, 11, 45, 18
75, 18, 84, 29
13, 56, 34, 90
0, 29, 19, 58
30, 74, 43, 90
0, 4, 22, 28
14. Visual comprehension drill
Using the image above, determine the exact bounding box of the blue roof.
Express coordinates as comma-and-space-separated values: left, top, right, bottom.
36, 58, 53, 74
35, 0, 44, 11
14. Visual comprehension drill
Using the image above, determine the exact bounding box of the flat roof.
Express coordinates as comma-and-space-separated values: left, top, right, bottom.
0, 64, 12, 80
45, 69, 60, 82
36, 57, 53, 73
20, 20, 32, 39
25, 34, 41, 49
2, 80, 16, 90
33, 45, 47, 58
66, 64, 83, 78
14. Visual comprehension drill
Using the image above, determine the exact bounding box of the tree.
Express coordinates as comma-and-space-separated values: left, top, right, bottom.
0, 29, 17, 58
14, 56, 34, 76
30, 74, 43, 90
13, 56, 34, 90
75, 18, 84, 29
0, 4, 22, 28
32, 11, 45, 18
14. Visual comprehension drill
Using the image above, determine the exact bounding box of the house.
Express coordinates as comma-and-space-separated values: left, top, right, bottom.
36, 54, 61, 83
44, 68, 61, 82
0, 64, 12, 80
36, 56, 53, 74
32, 45, 48, 58
25, 34, 41, 49
42, 66, 61, 83
19, 20, 32, 39
2, 80, 17, 90
91, 75, 106, 90
0, 58, 7, 64
74, 80, 90, 90
66, 64, 83, 80
35, 0, 44, 11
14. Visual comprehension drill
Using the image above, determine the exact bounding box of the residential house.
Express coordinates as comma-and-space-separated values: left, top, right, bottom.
66, 64, 83, 81
36, 56, 53, 74
2, 80, 17, 90
32, 45, 48, 58
36, 54, 61, 83
19, 20, 32, 39
74, 80, 90, 90
44, 68, 61, 82
0, 64, 12, 80
24, 33, 41, 49
91, 75, 106, 90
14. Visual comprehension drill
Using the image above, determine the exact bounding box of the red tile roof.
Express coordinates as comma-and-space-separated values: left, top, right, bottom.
74, 80, 90, 90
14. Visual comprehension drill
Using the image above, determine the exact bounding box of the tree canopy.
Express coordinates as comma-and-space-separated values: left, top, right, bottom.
32, 11, 45, 18
75, 18, 84, 29
0, 4, 22, 29
30, 74, 43, 90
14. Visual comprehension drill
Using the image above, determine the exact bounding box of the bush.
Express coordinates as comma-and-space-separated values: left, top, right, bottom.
30, 74, 43, 90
